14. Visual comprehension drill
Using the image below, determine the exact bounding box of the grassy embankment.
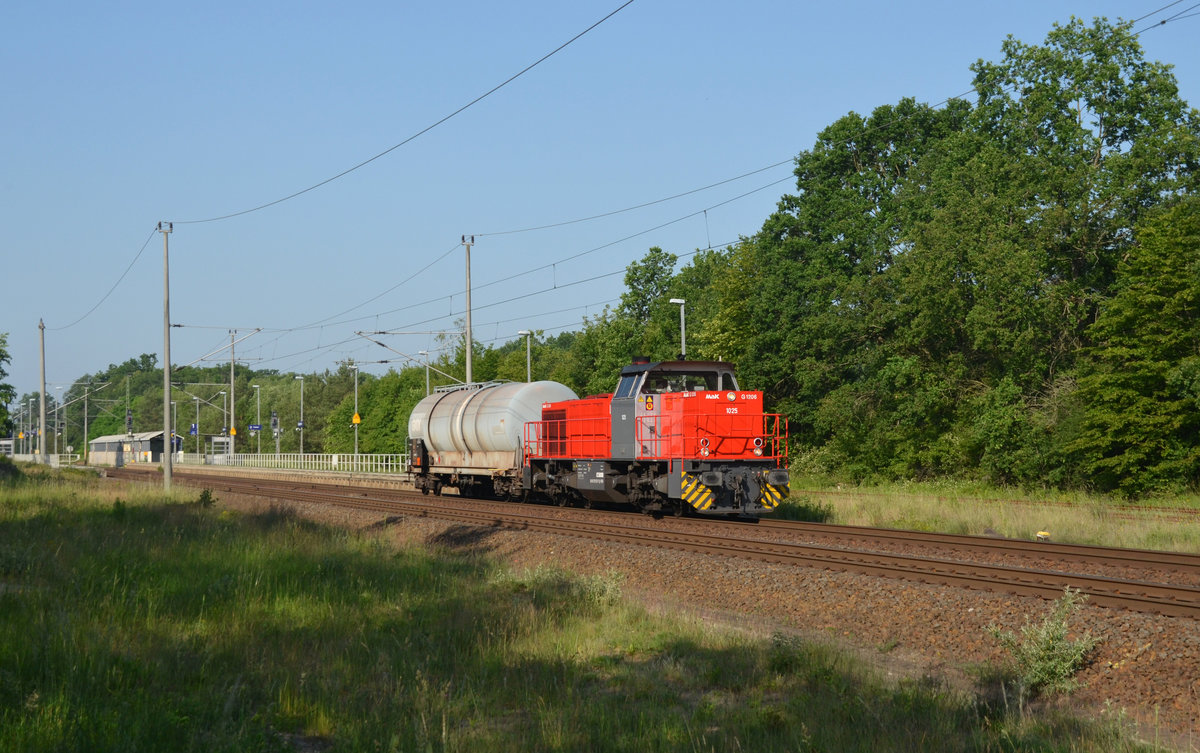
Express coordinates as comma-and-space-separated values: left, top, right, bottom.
778, 477, 1200, 553
0, 461, 1166, 752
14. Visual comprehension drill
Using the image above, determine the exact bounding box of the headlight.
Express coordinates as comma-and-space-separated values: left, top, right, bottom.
753, 447, 763, 457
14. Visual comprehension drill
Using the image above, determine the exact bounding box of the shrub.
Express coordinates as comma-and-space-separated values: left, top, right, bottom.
987, 587, 1100, 704
0, 456, 21, 484
197, 488, 217, 508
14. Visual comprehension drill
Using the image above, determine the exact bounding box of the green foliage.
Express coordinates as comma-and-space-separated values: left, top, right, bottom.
618, 246, 677, 326
697, 17, 1200, 492
0, 333, 15, 437
987, 587, 1101, 703
1071, 197, 1200, 495
772, 496, 835, 523
0, 456, 21, 484
323, 368, 425, 454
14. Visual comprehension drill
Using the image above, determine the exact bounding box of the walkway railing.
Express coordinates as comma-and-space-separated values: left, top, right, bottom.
177, 452, 409, 474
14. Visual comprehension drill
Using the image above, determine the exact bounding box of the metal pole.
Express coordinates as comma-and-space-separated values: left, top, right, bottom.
353, 365, 359, 457
253, 384, 261, 454
159, 221, 173, 491
518, 330, 532, 382
296, 376, 304, 454
229, 331, 236, 455
38, 319, 46, 463
462, 235, 474, 385
194, 397, 200, 455
419, 351, 429, 396
83, 385, 89, 463
670, 298, 686, 360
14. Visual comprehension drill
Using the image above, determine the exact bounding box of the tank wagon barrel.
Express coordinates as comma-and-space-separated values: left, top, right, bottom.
407, 380, 577, 498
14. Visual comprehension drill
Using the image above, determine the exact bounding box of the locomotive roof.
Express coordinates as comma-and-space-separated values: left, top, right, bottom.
618, 359, 736, 376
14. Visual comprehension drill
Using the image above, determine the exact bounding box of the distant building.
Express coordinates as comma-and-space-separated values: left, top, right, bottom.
0, 438, 12, 457
88, 431, 180, 466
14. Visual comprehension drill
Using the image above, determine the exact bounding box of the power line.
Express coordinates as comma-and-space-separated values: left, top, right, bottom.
46, 228, 156, 331
474, 160, 793, 237
173, 1, 638, 225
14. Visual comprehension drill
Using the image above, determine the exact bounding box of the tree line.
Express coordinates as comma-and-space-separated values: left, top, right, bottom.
6, 18, 1198, 497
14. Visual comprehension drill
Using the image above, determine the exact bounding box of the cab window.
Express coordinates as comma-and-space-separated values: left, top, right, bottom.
614, 374, 640, 399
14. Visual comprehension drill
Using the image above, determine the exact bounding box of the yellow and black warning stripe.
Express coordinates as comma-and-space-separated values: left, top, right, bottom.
681, 472, 716, 511
758, 483, 789, 510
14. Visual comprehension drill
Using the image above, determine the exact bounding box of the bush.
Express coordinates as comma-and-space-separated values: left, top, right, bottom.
987, 587, 1100, 705
0, 456, 21, 484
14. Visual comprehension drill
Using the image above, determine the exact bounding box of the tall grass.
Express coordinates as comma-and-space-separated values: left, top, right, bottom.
0, 466, 1165, 751
779, 479, 1200, 553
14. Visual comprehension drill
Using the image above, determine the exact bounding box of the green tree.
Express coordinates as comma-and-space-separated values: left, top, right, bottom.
722, 97, 970, 456
890, 16, 1200, 485
0, 334, 16, 437
324, 368, 425, 454
618, 246, 677, 325
1071, 197, 1200, 494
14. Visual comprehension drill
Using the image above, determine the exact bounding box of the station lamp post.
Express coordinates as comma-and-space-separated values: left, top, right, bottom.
669, 298, 687, 360
517, 330, 532, 382
54, 386, 63, 456
418, 351, 430, 396
252, 384, 261, 454
295, 375, 305, 454
351, 364, 359, 457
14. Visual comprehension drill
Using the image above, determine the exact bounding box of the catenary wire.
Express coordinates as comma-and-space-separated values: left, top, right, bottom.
173, 1, 637, 225
46, 228, 156, 331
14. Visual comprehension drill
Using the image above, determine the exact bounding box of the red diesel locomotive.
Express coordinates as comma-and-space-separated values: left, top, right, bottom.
407, 358, 789, 516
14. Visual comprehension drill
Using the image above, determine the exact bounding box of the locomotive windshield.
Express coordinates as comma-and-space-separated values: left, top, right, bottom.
614, 374, 639, 399
614, 359, 740, 396
640, 370, 736, 394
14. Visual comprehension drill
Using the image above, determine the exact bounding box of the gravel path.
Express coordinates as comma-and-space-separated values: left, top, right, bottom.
221, 490, 1200, 750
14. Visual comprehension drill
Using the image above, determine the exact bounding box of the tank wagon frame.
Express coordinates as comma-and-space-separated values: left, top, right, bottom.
407, 360, 789, 516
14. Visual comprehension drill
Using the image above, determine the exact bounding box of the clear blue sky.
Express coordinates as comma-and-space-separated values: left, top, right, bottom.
3, 0, 1198, 404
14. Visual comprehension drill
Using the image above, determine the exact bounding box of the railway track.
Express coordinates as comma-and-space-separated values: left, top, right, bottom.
109, 467, 1200, 619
